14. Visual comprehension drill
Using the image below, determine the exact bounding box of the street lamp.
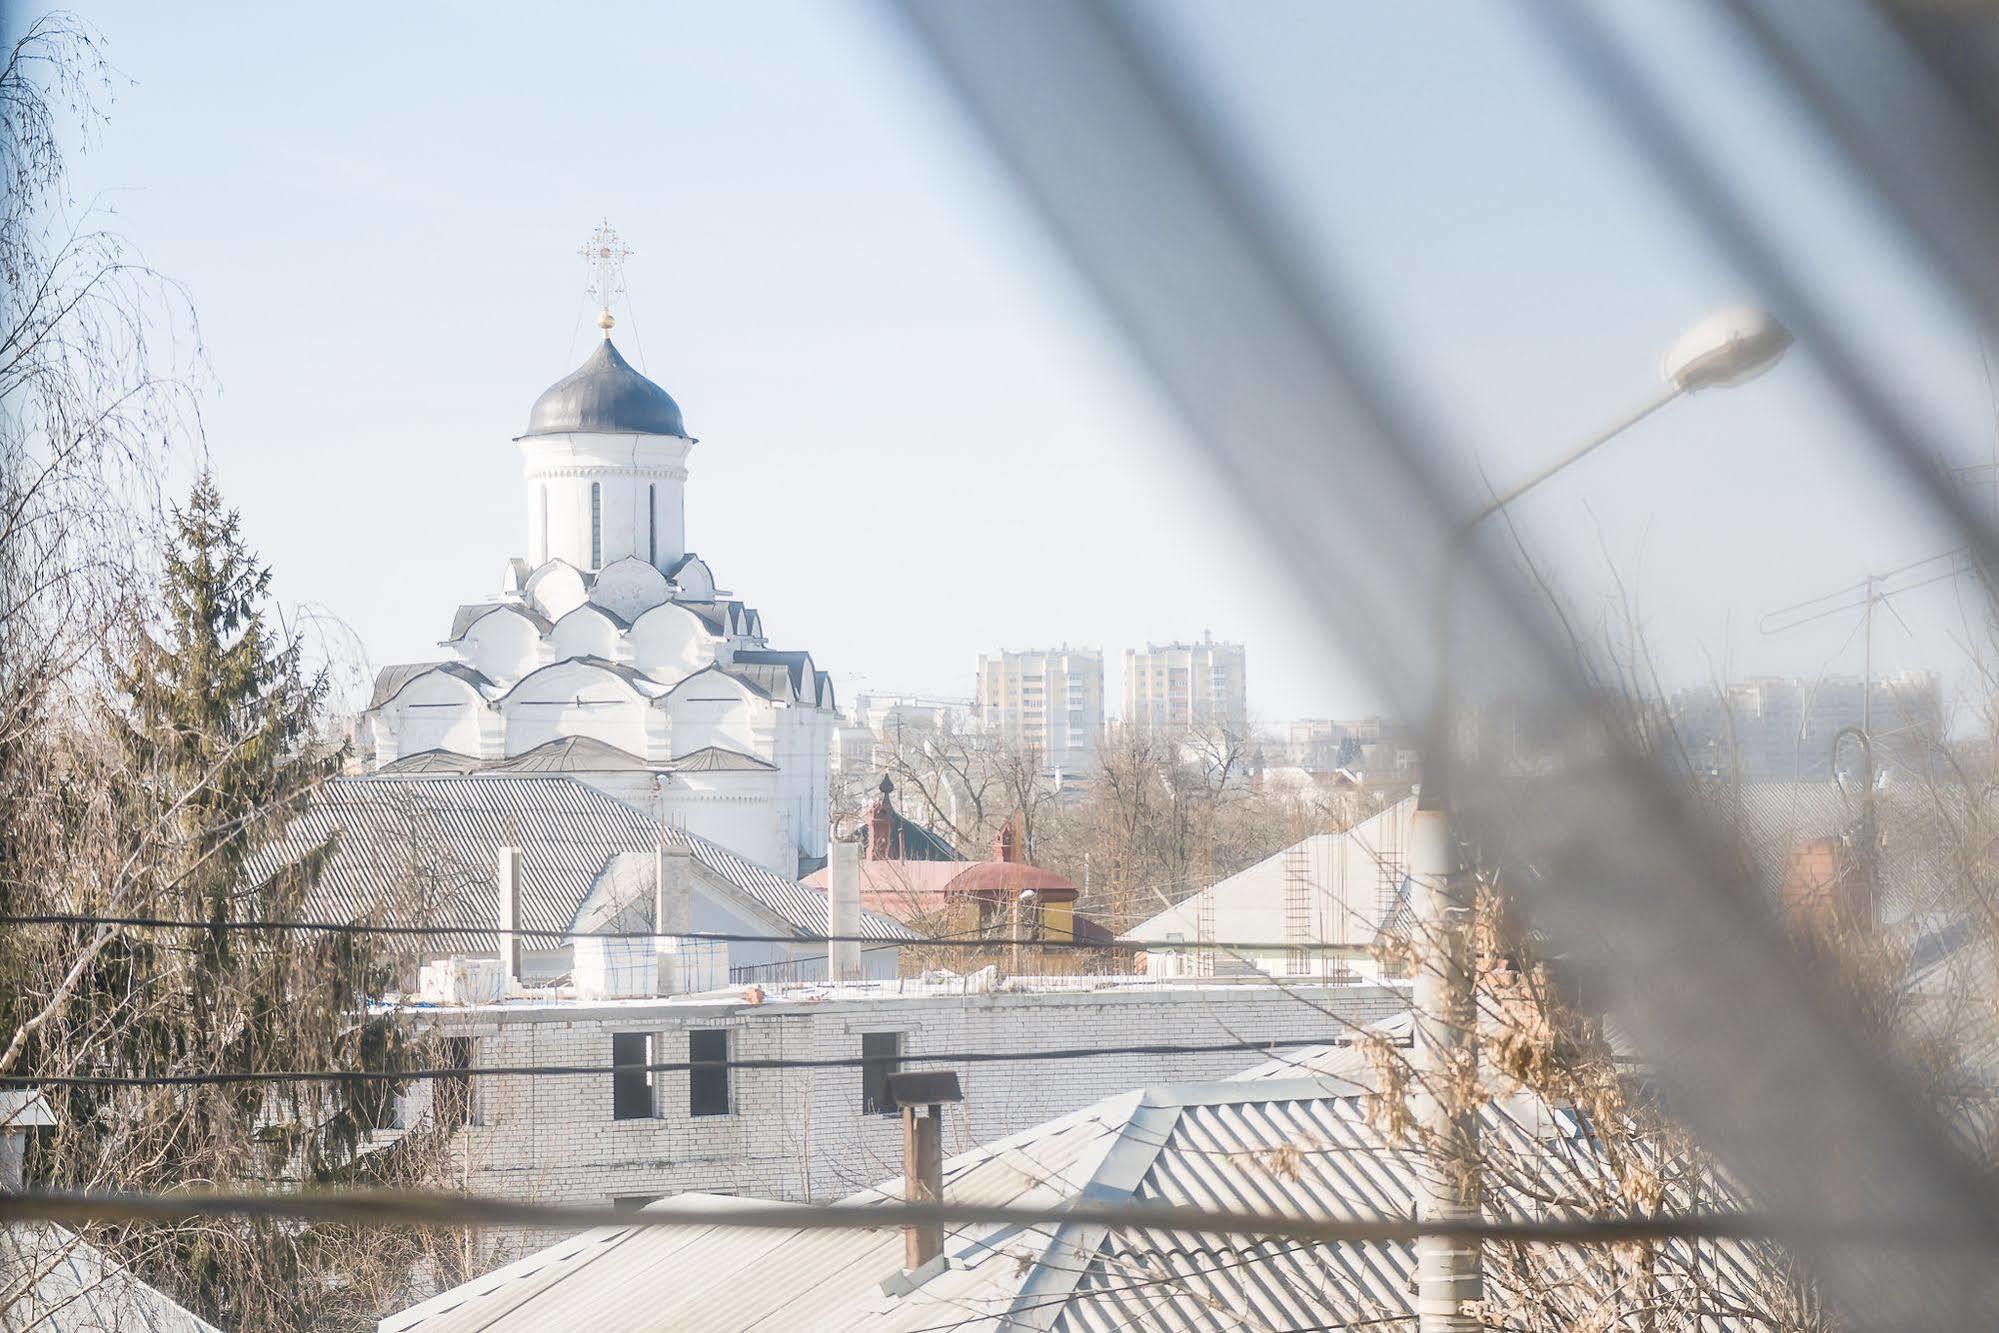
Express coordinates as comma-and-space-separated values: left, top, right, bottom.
1408, 307, 1790, 1333
1468, 306, 1793, 530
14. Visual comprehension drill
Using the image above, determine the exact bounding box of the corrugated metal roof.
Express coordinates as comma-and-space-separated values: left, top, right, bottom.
1712, 778, 1962, 922
259, 775, 912, 949
3, 1226, 222, 1333
381, 1072, 1780, 1333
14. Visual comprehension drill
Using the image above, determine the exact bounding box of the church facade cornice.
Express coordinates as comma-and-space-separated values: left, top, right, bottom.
522, 462, 690, 483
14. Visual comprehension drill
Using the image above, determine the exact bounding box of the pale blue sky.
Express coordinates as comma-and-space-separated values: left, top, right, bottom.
37, 1, 1997, 724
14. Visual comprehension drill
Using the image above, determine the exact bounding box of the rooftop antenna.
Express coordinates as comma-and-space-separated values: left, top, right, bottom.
579, 219, 632, 340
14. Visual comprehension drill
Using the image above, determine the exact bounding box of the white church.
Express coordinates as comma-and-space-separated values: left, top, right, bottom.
357, 244, 836, 878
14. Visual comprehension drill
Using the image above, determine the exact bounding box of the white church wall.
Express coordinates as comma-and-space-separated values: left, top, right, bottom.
665, 675, 763, 758
659, 770, 788, 876
378, 674, 494, 761
518, 432, 691, 574
629, 603, 712, 682
772, 707, 832, 861
558, 768, 661, 811
548, 605, 625, 664
502, 663, 653, 757
669, 556, 715, 600
453, 609, 543, 684
591, 558, 672, 624
525, 561, 591, 622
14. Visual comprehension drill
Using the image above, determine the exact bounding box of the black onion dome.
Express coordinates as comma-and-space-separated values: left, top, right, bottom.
521, 338, 686, 438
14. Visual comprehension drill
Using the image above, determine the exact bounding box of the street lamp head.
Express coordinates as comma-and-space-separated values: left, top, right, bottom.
1662, 306, 1792, 392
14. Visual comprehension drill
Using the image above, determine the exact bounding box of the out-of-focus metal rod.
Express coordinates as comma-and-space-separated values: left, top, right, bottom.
1526, 1, 1999, 598
1470, 383, 1685, 528
1722, 0, 1999, 345
888, 3, 1999, 1325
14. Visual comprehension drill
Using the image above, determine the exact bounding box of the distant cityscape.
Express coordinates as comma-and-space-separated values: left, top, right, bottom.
836, 651, 1946, 790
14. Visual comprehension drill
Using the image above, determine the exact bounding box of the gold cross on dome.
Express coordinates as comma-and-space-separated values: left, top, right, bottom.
579, 220, 633, 337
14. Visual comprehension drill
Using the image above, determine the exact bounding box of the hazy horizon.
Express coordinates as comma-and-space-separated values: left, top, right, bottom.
36, 1, 1999, 729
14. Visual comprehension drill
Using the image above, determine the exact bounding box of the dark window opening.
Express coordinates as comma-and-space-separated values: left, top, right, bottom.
612, 1195, 661, 1214
861, 1032, 902, 1115
438, 1036, 476, 1128
590, 481, 603, 568
690, 1028, 730, 1117
648, 483, 657, 566
612, 1031, 654, 1120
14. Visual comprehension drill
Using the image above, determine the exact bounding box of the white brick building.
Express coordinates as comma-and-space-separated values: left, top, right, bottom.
416, 976, 1407, 1209
1129, 795, 1417, 981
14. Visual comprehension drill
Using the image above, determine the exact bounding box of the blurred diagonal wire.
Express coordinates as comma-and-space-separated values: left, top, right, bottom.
0, 1188, 1856, 1249
1722, 0, 1999, 348
883, 0, 1999, 1325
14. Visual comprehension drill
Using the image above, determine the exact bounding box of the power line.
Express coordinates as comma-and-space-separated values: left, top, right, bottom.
0, 912, 1376, 956
0, 1035, 1373, 1090
0, 1188, 1866, 1249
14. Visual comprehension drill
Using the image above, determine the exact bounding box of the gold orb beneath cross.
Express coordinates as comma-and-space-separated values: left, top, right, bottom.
596, 309, 615, 332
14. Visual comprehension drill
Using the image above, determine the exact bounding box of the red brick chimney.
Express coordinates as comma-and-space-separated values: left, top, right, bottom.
866, 775, 898, 862
992, 816, 1019, 864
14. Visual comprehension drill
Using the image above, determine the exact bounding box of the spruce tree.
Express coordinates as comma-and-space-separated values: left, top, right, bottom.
26, 474, 434, 1329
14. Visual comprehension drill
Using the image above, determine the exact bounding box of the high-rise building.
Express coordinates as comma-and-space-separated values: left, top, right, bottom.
975, 646, 1104, 773
1124, 633, 1248, 739
1670, 671, 1942, 779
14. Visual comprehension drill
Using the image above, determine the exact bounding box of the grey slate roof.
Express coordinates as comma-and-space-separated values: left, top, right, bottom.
520, 338, 686, 439
258, 775, 912, 950
667, 745, 777, 773
378, 749, 487, 775
666, 599, 728, 635
733, 650, 815, 698
381, 1071, 1777, 1333
489, 736, 653, 773
368, 662, 447, 710
662, 552, 710, 583
716, 662, 789, 701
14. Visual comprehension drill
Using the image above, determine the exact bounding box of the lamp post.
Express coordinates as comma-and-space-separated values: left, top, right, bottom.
1409, 306, 1791, 1333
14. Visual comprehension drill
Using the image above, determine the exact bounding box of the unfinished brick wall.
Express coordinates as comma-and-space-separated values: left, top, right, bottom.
437, 980, 1408, 1209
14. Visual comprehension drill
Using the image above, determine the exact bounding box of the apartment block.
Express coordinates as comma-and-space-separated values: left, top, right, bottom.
974, 646, 1104, 773
1124, 633, 1247, 739
1670, 671, 1943, 779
